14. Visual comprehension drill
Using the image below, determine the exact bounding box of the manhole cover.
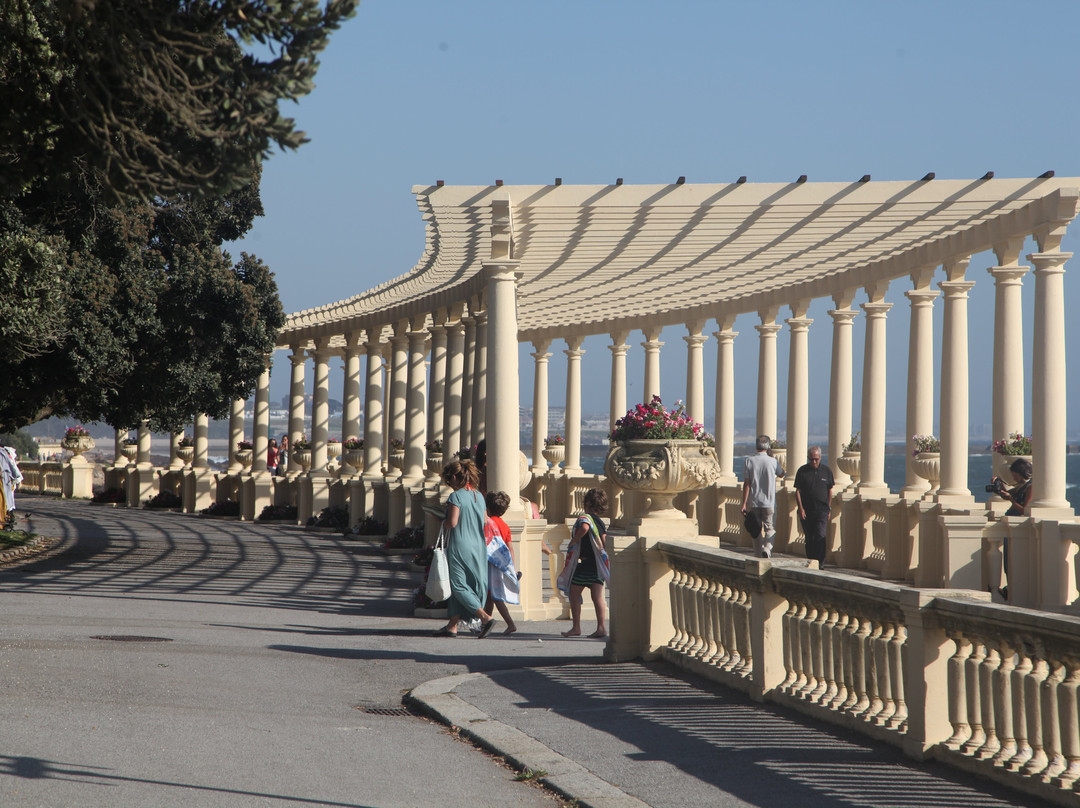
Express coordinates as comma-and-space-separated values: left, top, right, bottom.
354, 706, 412, 717
90, 635, 174, 643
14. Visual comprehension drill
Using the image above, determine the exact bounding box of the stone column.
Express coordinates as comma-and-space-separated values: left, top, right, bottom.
471, 311, 488, 447
460, 314, 477, 449
713, 318, 738, 481
388, 322, 409, 454
642, 327, 664, 402
988, 240, 1029, 452
342, 334, 363, 444
310, 340, 332, 473
194, 413, 209, 468
564, 336, 585, 476
484, 262, 523, 509
428, 319, 448, 452
902, 272, 938, 498
402, 318, 428, 484
443, 318, 465, 460
112, 428, 125, 468
252, 363, 271, 472
1029, 248, 1072, 514
135, 419, 151, 467
608, 332, 629, 431
828, 297, 857, 486
785, 305, 812, 481
755, 310, 781, 440
531, 339, 552, 474
362, 331, 386, 478
684, 322, 707, 425
858, 284, 891, 496
227, 398, 245, 472
937, 258, 974, 503
288, 345, 307, 446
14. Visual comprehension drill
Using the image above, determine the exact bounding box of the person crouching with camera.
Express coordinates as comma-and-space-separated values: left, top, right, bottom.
988, 457, 1033, 600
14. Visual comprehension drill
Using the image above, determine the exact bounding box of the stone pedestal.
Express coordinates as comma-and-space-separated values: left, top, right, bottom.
127, 465, 158, 508
240, 470, 275, 522
62, 456, 94, 499
182, 468, 216, 513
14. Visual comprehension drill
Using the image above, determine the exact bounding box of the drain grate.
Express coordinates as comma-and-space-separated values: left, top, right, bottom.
355, 706, 413, 717
91, 635, 174, 643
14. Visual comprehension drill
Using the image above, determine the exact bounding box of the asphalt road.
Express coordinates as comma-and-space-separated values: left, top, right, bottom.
0, 499, 597, 808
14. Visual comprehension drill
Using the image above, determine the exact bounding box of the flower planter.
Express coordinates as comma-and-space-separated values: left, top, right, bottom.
120, 444, 138, 463
912, 452, 941, 494
770, 448, 787, 475
836, 450, 861, 488
604, 438, 721, 517
176, 445, 195, 467
542, 444, 565, 472
389, 450, 405, 470
343, 449, 365, 473
327, 442, 342, 463
426, 452, 443, 476
234, 449, 253, 470
292, 448, 312, 474
61, 435, 96, 458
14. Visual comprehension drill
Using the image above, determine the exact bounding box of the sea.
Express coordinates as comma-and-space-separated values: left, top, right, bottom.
561, 446, 1080, 514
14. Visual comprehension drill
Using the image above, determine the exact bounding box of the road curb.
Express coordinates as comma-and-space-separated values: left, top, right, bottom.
406, 673, 650, 808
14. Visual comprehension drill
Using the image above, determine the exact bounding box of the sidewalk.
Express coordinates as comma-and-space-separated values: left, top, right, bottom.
409, 658, 1049, 808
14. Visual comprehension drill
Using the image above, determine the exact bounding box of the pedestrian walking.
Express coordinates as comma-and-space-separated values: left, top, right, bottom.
741, 435, 785, 558
793, 446, 834, 566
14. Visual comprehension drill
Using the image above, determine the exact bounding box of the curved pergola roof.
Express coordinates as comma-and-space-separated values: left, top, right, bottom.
277, 176, 1080, 348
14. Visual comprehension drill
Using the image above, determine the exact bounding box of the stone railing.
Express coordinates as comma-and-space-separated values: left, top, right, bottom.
18, 460, 69, 497
648, 539, 1080, 806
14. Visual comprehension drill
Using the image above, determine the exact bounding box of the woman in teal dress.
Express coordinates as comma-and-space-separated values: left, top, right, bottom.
434, 459, 497, 638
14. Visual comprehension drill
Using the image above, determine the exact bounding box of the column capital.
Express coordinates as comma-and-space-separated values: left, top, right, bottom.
428, 321, 448, 337
564, 347, 585, 359
1027, 251, 1072, 273
610, 330, 630, 345
481, 261, 523, 282
909, 265, 937, 290
938, 279, 976, 298
531, 337, 552, 353
828, 308, 858, 325
531, 350, 553, 363
754, 322, 782, 337
608, 342, 630, 357
832, 288, 857, 310
864, 279, 890, 303
904, 288, 940, 306
784, 316, 813, 332
289, 346, 307, 365
860, 301, 893, 317
641, 337, 664, 350
942, 255, 971, 281
683, 333, 709, 348
308, 344, 334, 364
987, 265, 1029, 286
712, 328, 738, 344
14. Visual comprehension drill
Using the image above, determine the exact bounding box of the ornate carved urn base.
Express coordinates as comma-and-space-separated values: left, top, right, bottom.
913, 452, 941, 494
176, 445, 195, 468
836, 450, 861, 490
604, 439, 721, 517
292, 448, 312, 474
62, 435, 96, 459
542, 444, 565, 473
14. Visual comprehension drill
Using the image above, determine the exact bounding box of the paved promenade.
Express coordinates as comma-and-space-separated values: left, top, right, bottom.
0, 499, 1050, 807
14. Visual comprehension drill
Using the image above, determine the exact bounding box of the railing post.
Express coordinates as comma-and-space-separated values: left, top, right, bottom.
899, 589, 954, 759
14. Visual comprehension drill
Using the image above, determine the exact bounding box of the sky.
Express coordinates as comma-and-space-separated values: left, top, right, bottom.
228, 0, 1080, 440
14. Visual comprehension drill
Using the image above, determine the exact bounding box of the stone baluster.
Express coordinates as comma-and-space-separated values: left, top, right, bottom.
668, 568, 688, 651
713, 318, 738, 483
976, 640, 1003, 760
755, 309, 781, 441
701, 577, 720, 662
1052, 655, 1080, 788
888, 624, 908, 730
818, 607, 840, 705
530, 340, 552, 474
1043, 658, 1067, 781
563, 336, 585, 476
780, 599, 800, 692
641, 327, 663, 402
362, 331, 386, 479
937, 257, 974, 503
960, 639, 987, 754
858, 283, 891, 496
902, 269, 938, 498
827, 613, 851, 710
945, 632, 973, 749
1022, 658, 1051, 776
991, 637, 1019, 766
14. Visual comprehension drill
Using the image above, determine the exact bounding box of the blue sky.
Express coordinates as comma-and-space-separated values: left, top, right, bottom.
230, 1, 1080, 438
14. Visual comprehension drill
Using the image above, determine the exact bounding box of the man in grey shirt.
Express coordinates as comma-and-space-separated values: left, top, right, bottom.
741, 434, 785, 558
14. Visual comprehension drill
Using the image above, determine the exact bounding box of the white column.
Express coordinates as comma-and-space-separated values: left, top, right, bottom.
989, 240, 1029, 448
443, 318, 465, 459
1029, 249, 1072, 513
902, 275, 938, 498
288, 345, 307, 446
713, 318, 738, 481
684, 322, 707, 425
564, 336, 585, 475
310, 341, 332, 473
460, 314, 477, 449
113, 428, 124, 467
252, 363, 271, 473
858, 284, 891, 496
642, 327, 664, 402
484, 263, 522, 507
471, 311, 488, 447
608, 332, 629, 431
828, 296, 857, 485
937, 258, 973, 503
362, 331, 385, 478
194, 413, 209, 468
402, 319, 428, 483
428, 320, 448, 451
388, 321, 409, 455
137, 419, 152, 468
755, 310, 781, 440
227, 399, 244, 472
342, 335, 363, 444
785, 306, 812, 482
531, 340, 552, 474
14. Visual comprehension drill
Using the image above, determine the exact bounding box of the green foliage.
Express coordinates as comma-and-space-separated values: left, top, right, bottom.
0, 0, 358, 201
0, 429, 38, 459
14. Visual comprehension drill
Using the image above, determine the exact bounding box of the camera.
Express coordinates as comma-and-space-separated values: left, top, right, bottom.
985, 477, 1007, 496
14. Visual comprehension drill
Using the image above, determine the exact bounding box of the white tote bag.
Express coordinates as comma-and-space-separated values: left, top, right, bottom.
425, 526, 452, 604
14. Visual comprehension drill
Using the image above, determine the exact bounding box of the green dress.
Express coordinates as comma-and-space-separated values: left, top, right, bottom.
446, 486, 488, 618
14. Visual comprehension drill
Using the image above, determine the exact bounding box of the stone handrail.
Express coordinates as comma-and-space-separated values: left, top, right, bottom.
651, 538, 1080, 805
18, 460, 65, 496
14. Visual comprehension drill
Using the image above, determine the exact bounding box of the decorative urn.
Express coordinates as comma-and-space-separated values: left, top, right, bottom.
604, 439, 721, 517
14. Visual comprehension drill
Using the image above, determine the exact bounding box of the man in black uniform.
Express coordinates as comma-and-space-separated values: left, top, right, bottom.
793, 446, 834, 566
